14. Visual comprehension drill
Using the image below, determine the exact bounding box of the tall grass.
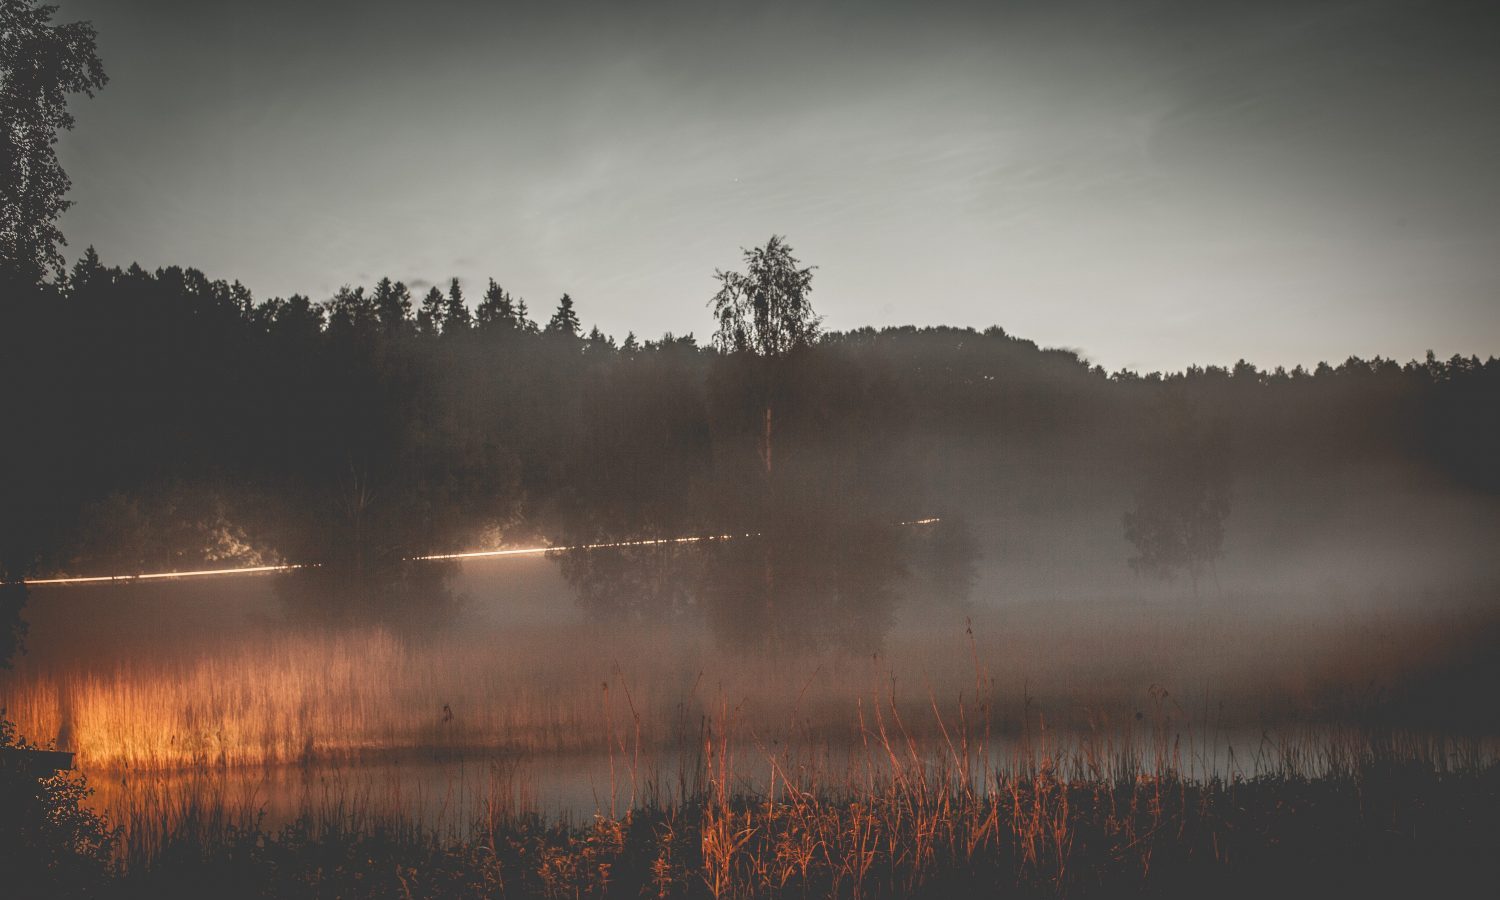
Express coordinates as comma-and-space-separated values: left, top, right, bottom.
6, 597, 1483, 774
4, 603, 1496, 896
81, 698, 1500, 898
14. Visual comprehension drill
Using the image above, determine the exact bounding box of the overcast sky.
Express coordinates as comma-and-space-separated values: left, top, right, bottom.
52, 0, 1500, 372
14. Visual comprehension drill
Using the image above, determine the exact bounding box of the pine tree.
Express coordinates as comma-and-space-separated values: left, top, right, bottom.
476, 278, 517, 331
544, 293, 581, 338
324, 285, 375, 336
583, 325, 615, 354
416, 286, 445, 338
373, 277, 412, 333
442, 278, 471, 333
514, 298, 537, 335
67, 245, 106, 292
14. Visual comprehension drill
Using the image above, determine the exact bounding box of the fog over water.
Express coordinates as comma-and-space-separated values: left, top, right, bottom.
1, 0, 1497, 858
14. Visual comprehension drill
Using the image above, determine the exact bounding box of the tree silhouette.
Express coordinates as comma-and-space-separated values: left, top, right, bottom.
4, 238, 1498, 644
545, 293, 581, 338
0, 0, 106, 285
476, 278, 519, 332
372, 277, 412, 334
1, 19, 103, 632
513, 296, 538, 334
442, 277, 471, 333
709, 235, 819, 358
708, 236, 819, 478
324, 285, 375, 338
416, 286, 444, 337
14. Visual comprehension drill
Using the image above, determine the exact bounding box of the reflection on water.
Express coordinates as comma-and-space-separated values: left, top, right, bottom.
557, 517, 978, 652
88, 752, 637, 835
9, 553, 1499, 844
83, 727, 1498, 839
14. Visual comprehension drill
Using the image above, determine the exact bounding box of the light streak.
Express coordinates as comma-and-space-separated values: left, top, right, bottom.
17, 520, 940, 587
413, 533, 751, 562
22, 562, 315, 586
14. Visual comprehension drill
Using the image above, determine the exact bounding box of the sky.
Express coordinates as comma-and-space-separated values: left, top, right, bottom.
51, 0, 1500, 373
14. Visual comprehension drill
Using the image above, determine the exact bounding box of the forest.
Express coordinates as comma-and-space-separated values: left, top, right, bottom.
2, 248, 1496, 650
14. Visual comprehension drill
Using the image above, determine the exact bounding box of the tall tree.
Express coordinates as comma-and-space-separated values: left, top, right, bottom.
476, 278, 517, 331
709, 235, 819, 358
0, 0, 107, 284
416, 286, 444, 337
0, 3, 104, 663
544, 292, 581, 338
708, 235, 819, 476
324, 285, 375, 338
372, 276, 412, 333
442, 277, 471, 333
513, 297, 537, 334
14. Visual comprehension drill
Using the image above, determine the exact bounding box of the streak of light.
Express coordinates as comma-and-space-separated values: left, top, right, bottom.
17, 519, 940, 587
413, 533, 752, 562
21, 563, 316, 586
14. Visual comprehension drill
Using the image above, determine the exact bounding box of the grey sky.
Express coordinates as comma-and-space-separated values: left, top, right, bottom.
53, 0, 1500, 372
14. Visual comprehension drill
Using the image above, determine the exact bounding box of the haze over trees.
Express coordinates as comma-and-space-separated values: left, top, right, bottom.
0, 3, 1497, 652
2, 4, 1498, 897
0, 243, 1495, 646
1123, 394, 1232, 595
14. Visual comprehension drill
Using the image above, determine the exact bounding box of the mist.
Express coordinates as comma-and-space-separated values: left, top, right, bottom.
3, 1, 1499, 895
6, 286, 1497, 748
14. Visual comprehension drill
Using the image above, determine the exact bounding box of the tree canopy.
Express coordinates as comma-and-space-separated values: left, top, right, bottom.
0, 0, 106, 284
709, 235, 819, 356
1, 248, 1497, 642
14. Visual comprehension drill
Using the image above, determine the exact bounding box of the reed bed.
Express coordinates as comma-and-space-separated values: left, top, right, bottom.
4, 595, 1483, 773
6, 592, 1497, 895
28, 703, 1499, 899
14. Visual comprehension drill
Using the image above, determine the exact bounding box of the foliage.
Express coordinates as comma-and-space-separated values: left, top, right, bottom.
443, 278, 471, 333
475, 278, 520, 332
0, 0, 106, 283
0, 714, 115, 896
544, 292, 581, 338
708, 235, 819, 357
0, 248, 1496, 640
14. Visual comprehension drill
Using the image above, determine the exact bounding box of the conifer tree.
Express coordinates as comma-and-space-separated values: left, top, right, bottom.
545, 293, 581, 338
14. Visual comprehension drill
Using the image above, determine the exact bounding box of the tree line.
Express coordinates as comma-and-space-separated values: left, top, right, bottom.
1, 247, 1495, 637
3, 0, 1497, 652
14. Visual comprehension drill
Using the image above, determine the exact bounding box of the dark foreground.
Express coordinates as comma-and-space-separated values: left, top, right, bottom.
6, 732, 1498, 899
